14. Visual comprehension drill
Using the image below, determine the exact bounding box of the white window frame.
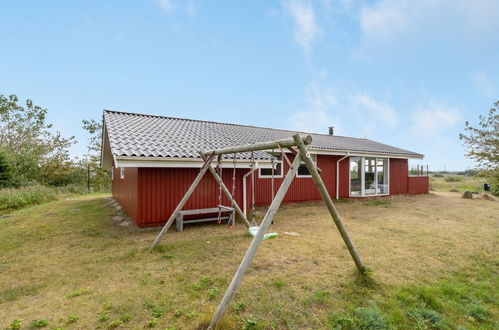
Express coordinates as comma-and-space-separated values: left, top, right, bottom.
349, 156, 390, 197
258, 160, 283, 178
296, 154, 317, 178
120, 167, 125, 179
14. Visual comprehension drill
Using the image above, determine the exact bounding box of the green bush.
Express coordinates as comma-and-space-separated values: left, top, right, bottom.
0, 149, 14, 188
355, 302, 388, 329
408, 307, 445, 329
444, 176, 463, 182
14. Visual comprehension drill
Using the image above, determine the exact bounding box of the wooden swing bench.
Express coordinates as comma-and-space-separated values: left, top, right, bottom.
175, 206, 234, 232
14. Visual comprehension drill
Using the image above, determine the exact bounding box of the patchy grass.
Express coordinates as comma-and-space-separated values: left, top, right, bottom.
364, 199, 392, 207
431, 175, 485, 193
0, 192, 497, 329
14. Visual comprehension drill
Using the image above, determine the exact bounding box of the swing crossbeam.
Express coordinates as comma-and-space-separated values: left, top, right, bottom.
206, 135, 313, 156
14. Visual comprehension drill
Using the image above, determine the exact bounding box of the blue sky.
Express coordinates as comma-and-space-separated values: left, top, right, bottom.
1, 0, 498, 170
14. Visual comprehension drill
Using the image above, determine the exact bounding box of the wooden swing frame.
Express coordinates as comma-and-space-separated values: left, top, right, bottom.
149, 133, 367, 329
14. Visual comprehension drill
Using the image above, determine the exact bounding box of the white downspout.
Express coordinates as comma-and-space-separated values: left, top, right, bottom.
336, 152, 350, 199
243, 162, 259, 216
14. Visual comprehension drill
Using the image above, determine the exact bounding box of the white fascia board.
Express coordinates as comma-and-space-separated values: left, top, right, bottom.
115, 149, 423, 168
116, 156, 258, 168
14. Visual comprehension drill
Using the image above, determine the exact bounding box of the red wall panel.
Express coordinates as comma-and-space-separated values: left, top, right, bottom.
112, 155, 427, 227
390, 158, 408, 194
137, 167, 247, 227
112, 167, 139, 220
408, 176, 429, 194
133, 154, 343, 227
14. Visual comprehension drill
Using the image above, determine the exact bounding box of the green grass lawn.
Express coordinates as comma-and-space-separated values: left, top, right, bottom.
0, 193, 498, 329
430, 175, 485, 193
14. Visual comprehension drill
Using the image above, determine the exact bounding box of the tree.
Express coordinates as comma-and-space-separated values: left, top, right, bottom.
0, 94, 76, 186
82, 118, 111, 191
459, 101, 499, 194
0, 148, 13, 188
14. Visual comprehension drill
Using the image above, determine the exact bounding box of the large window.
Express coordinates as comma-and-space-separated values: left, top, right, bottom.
350, 157, 362, 196
350, 157, 389, 196
259, 156, 283, 178
297, 154, 317, 177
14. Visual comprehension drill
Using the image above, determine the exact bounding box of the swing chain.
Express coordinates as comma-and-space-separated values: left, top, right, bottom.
216, 155, 223, 224
250, 151, 256, 227
271, 148, 276, 200
227, 153, 237, 229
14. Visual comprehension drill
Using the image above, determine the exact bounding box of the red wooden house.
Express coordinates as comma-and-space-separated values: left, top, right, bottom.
101, 110, 429, 228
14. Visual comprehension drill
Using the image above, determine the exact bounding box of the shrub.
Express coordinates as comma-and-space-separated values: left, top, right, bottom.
444, 176, 463, 182
232, 302, 246, 313
152, 306, 164, 318
355, 302, 388, 329
467, 300, 489, 322
8, 319, 22, 329
207, 287, 220, 300
31, 319, 48, 328
0, 149, 14, 188
67, 314, 79, 323
120, 314, 133, 323
408, 307, 445, 329
108, 319, 123, 328
271, 278, 286, 289
147, 317, 158, 327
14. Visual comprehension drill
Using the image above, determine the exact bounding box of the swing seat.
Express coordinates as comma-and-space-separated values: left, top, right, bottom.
248, 226, 278, 240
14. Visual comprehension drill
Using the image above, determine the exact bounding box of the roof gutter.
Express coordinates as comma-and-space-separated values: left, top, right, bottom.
336, 152, 350, 199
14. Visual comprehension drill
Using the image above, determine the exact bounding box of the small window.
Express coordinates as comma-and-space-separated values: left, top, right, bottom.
111, 166, 114, 181
259, 156, 282, 178
120, 167, 125, 179
297, 154, 317, 178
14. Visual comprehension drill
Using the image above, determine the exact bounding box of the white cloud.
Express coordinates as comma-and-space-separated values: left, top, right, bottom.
288, 82, 398, 136
410, 102, 461, 138
185, 0, 199, 18
472, 71, 496, 97
360, 0, 499, 42
350, 92, 397, 128
289, 83, 337, 133
282, 1, 320, 55
157, 0, 175, 15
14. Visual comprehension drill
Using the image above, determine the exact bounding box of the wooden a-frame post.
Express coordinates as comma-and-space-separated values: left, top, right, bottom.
207, 152, 303, 329
293, 134, 365, 273
207, 134, 365, 329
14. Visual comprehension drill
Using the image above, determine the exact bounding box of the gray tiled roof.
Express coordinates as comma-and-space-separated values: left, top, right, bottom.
103, 110, 423, 160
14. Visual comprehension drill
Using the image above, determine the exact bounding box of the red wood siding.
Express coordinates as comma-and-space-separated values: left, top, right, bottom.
408, 176, 429, 194
112, 167, 139, 220
338, 156, 350, 198
111, 155, 428, 227
137, 168, 247, 227
390, 158, 408, 194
